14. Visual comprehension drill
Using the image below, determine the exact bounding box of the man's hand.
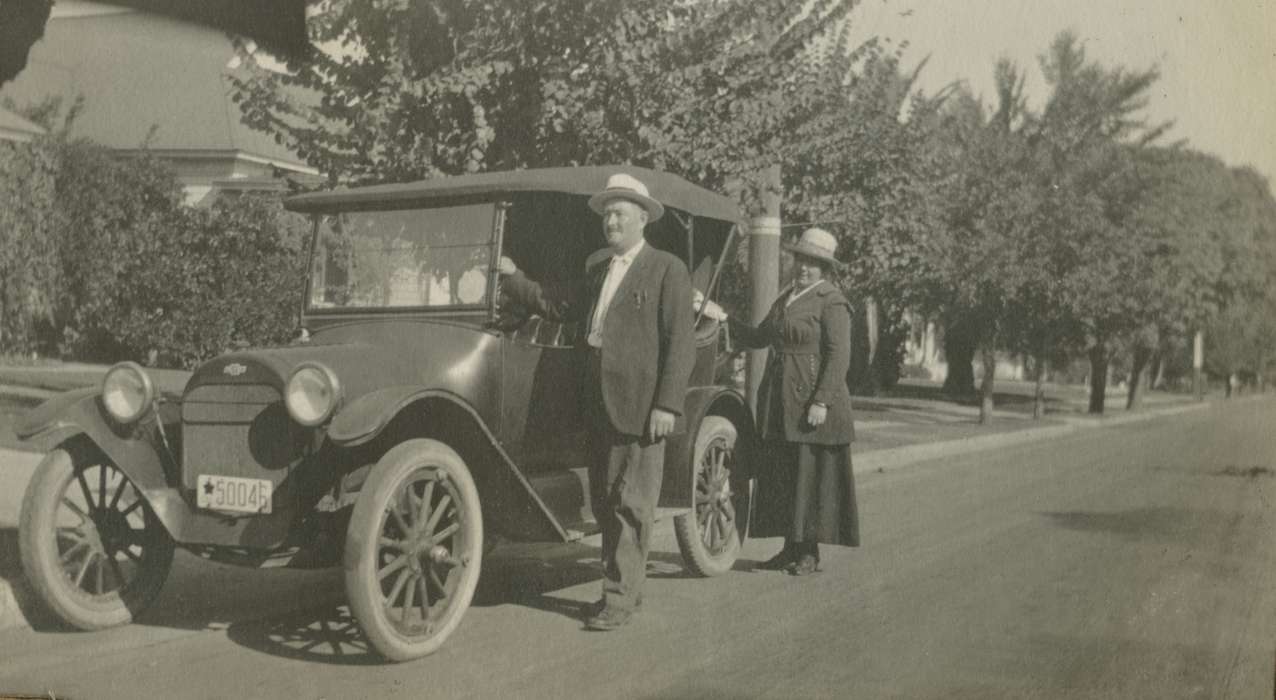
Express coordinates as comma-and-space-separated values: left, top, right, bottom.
497, 255, 518, 276
806, 403, 827, 428
648, 408, 676, 441
692, 289, 728, 321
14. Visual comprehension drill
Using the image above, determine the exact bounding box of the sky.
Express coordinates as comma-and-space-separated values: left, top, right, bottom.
847, 0, 1276, 192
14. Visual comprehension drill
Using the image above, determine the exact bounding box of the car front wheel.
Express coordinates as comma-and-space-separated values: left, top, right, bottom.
674, 416, 742, 577
19, 441, 175, 630
344, 439, 483, 662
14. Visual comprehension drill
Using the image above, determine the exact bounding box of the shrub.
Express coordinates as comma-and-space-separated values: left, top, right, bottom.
48, 139, 185, 361
8, 103, 312, 368
112, 194, 310, 368
0, 137, 58, 354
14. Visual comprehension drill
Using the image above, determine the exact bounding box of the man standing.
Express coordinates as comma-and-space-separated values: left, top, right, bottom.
499, 173, 695, 630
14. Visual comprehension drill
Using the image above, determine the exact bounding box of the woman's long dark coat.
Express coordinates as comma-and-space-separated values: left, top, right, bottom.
732, 279, 859, 546
733, 280, 855, 444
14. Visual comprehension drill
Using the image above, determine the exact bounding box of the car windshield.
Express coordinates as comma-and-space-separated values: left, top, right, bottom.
307, 203, 496, 311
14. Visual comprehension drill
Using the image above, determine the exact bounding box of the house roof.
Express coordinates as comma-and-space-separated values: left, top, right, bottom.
0, 106, 46, 142
284, 166, 743, 222
0, 8, 309, 170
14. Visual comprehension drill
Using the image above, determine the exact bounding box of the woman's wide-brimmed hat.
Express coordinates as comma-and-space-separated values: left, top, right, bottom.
783, 227, 844, 270
588, 173, 665, 223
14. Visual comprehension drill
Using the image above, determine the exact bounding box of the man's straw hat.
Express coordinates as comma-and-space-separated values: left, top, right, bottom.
588, 173, 665, 223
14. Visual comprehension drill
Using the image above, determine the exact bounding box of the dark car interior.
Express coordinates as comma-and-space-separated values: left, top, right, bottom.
497, 192, 732, 348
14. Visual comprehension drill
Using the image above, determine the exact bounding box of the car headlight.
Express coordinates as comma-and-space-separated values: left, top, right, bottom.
102, 362, 156, 424
285, 362, 342, 427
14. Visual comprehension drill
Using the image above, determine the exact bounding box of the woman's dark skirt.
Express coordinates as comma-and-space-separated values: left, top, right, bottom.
752, 441, 860, 547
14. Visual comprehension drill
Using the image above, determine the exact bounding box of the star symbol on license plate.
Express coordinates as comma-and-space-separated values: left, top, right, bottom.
203, 481, 215, 495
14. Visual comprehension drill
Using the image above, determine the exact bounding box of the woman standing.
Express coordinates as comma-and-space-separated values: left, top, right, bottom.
730, 227, 859, 575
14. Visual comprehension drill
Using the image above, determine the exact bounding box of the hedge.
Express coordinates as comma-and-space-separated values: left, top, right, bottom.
0, 122, 310, 369
0, 137, 58, 354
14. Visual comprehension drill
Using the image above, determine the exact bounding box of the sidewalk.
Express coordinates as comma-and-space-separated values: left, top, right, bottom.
0, 363, 1235, 632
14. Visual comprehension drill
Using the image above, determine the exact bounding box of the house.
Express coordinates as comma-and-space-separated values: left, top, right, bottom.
0, 1, 318, 203
901, 311, 1027, 383
0, 106, 46, 143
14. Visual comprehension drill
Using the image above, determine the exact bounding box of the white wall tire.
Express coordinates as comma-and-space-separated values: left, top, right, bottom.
344, 439, 483, 662
19, 443, 174, 630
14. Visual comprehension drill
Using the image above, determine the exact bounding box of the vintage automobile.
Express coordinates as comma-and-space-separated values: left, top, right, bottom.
15, 166, 759, 661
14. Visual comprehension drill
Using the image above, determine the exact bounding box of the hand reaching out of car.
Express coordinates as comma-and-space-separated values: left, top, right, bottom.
497, 256, 518, 276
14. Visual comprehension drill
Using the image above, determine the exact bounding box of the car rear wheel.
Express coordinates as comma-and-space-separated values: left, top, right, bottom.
19, 442, 175, 629
674, 416, 742, 577
344, 439, 482, 662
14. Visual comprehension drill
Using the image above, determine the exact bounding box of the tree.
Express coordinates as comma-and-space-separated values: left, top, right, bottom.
1033, 34, 1171, 414
923, 61, 1040, 421
923, 32, 1165, 419
1120, 149, 1233, 408
231, 0, 870, 199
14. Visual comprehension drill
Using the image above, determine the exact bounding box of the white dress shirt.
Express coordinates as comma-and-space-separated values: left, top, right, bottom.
587, 240, 645, 348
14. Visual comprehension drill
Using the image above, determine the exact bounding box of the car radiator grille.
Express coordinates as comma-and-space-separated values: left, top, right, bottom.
181, 384, 300, 491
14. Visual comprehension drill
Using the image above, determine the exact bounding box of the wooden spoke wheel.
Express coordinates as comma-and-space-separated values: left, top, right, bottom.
675, 416, 742, 577
344, 439, 482, 662
19, 442, 175, 629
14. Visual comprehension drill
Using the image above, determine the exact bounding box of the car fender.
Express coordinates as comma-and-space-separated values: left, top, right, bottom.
16, 389, 196, 538
17, 387, 99, 452
328, 385, 444, 447
328, 386, 570, 542
659, 386, 758, 510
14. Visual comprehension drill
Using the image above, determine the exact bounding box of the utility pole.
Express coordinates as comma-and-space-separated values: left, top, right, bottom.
1192, 329, 1204, 401
746, 165, 781, 412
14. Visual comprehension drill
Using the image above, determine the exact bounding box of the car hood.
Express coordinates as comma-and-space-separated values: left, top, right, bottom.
185, 320, 501, 404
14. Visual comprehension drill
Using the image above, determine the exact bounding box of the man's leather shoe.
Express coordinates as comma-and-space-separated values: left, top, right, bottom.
789, 554, 820, 576
585, 595, 642, 617
755, 547, 794, 571
584, 606, 633, 631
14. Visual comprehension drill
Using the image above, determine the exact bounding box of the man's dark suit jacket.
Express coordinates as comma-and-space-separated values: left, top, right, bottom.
502, 242, 695, 437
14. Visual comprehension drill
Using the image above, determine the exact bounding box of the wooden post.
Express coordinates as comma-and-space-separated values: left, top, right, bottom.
1192, 329, 1204, 401
746, 165, 782, 413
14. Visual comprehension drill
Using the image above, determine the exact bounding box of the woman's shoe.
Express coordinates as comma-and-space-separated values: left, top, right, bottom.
789, 553, 820, 576
755, 546, 795, 571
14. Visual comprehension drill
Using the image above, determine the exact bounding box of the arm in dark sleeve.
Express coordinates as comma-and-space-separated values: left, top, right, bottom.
654, 259, 695, 416
727, 308, 776, 349
813, 297, 852, 406
500, 271, 575, 323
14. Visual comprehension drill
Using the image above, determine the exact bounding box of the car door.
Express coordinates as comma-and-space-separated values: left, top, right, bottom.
500, 316, 587, 473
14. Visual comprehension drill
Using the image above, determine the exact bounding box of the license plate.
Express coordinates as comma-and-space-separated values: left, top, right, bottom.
197, 475, 273, 514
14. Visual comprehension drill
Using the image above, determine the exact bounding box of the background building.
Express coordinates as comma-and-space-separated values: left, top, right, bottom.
0, 106, 45, 143
0, 0, 317, 203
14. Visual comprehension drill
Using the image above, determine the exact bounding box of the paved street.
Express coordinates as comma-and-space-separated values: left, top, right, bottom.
1, 398, 1274, 699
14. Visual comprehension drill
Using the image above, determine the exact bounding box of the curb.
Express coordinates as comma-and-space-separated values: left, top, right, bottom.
0, 384, 56, 402
852, 398, 1216, 474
